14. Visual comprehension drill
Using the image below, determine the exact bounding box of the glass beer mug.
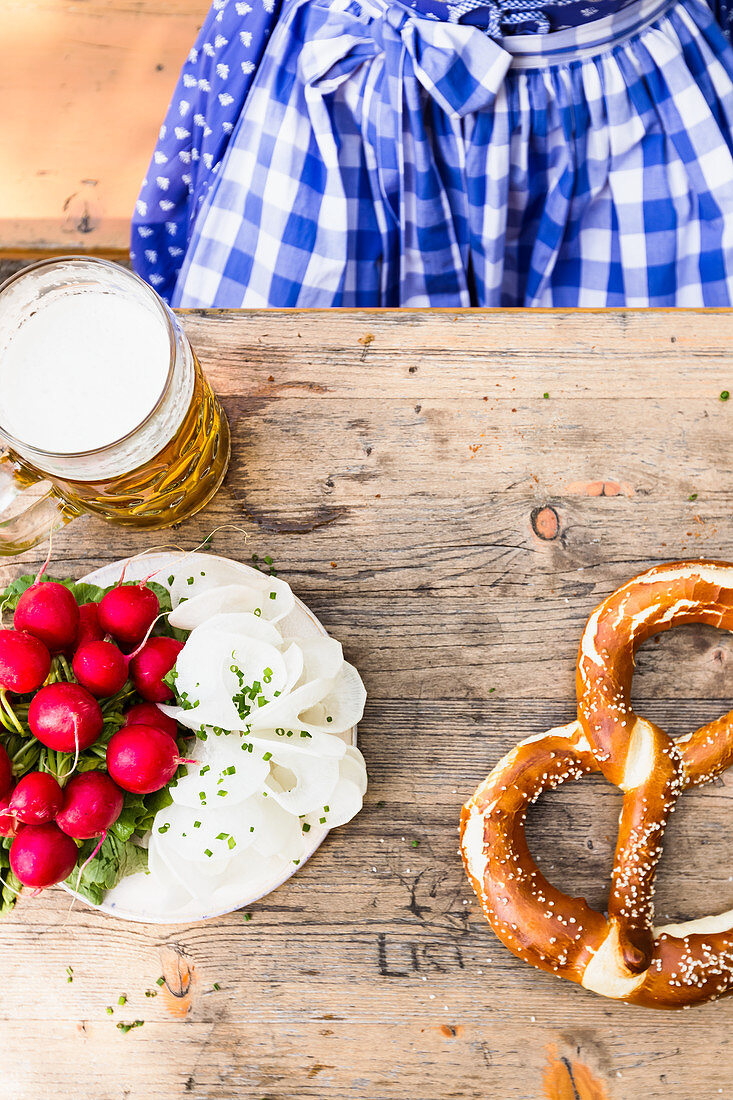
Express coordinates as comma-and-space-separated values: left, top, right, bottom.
0, 257, 230, 554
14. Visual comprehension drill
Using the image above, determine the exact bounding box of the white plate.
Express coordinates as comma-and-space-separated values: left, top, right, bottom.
61, 551, 357, 924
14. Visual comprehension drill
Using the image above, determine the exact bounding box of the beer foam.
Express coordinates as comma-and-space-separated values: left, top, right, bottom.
0, 288, 170, 453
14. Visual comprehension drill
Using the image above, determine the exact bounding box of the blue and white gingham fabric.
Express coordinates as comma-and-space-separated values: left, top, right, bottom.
132, 0, 733, 306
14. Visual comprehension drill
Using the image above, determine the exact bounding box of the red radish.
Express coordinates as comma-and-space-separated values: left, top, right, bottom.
10, 822, 78, 888
76, 602, 104, 649
98, 584, 159, 649
107, 724, 187, 794
130, 637, 183, 703
0, 795, 17, 837
124, 702, 178, 740
14, 582, 80, 654
6, 772, 62, 825
28, 682, 103, 753
0, 630, 51, 694
56, 771, 124, 839
0, 744, 13, 800
72, 641, 128, 698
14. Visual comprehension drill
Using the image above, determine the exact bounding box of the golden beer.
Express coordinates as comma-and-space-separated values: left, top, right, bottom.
0, 257, 230, 551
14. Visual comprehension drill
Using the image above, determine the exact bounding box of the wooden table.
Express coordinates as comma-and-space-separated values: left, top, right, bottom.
1, 309, 732, 1100
0, 1, 207, 254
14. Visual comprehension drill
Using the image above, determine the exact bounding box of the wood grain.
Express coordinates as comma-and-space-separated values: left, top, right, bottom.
0, 1, 206, 251
0, 309, 732, 1099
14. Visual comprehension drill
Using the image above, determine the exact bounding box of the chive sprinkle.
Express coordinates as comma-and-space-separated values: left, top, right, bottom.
302, 823, 311, 832
205, 849, 213, 858
411, 839, 419, 848
156, 977, 165, 987
243, 913, 252, 921
213, 983, 221, 991
118, 995, 127, 1006
269, 592, 276, 600
721, 390, 730, 401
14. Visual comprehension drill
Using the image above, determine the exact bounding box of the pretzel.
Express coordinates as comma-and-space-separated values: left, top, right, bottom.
460, 561, 733, 1009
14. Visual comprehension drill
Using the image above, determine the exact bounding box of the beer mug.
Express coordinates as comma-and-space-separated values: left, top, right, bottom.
0, 257, 230, 554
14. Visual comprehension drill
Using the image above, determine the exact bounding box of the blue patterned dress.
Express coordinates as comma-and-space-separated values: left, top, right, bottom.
132, 0, 733, 305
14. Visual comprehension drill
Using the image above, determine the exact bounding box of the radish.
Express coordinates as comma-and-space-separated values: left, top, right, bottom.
130, 637, 183, 703
98, 584, 159, 649
14, 582, 80, 654
0, 744, 13, 800
10, 822, 78, 888
76, 602, 104, 649
0, 795, 17, 837
0, 630, 51, 694
72, 641, 128, 698
124, 702, 178, 740
6, 772, 62, 824
56, 771, 124, 839
107, 724, 189, 794
28, 682, 103, 753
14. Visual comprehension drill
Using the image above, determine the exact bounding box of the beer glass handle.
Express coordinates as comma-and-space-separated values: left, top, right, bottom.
0, 454, 76, 556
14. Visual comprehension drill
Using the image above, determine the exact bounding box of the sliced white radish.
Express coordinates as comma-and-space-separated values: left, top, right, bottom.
265, 744, 340, 816
302, 746, 367, 829
167, 556, 294, 622
171, 732, 270, 807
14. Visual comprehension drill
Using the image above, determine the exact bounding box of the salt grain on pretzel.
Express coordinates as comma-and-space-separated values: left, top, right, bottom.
461, 561, 733, 1009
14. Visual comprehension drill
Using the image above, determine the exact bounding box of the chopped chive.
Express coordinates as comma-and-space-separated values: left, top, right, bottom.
194, 821, 201, 828
302, 823, 311, 832
187, 577, 194, 585
227, 837, 236, 850
204, 849, 213, 858
167, 575, 174, 585
319, 817, 326, 824
543, 392, 549, 399
217, 790, 227, 797
224, 765, 236, 775
213, 982, 221, 991
411, 839, 419, 848
158, 824, 170, 834
156, 977, 165, 987
689, 493, 698, 501
263, 751, 272, 761
253, 608, 262, 617
216, 833, 228, 841
721, 390, 730, 401
243, 912, 252, 921
269, 592, 276, 600
117, 1020, 144, 1033
200, 765, 210, 775
264, 555, 273, 565
326, 716, 333, 723
118, 995, 127, 1006
106, 1006, 114, 1015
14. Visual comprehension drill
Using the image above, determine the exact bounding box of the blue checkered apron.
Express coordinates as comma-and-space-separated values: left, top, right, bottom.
133, 0, 733, 305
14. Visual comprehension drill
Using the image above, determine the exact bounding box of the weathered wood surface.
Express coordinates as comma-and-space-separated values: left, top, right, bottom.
0, 1, 206, 251
1, 309, 733, 1099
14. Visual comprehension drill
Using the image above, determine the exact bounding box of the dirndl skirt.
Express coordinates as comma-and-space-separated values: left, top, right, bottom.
132, 0, 733, 306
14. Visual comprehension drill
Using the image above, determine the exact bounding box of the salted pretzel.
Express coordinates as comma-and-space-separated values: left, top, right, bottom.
460, 561, 733, 1009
